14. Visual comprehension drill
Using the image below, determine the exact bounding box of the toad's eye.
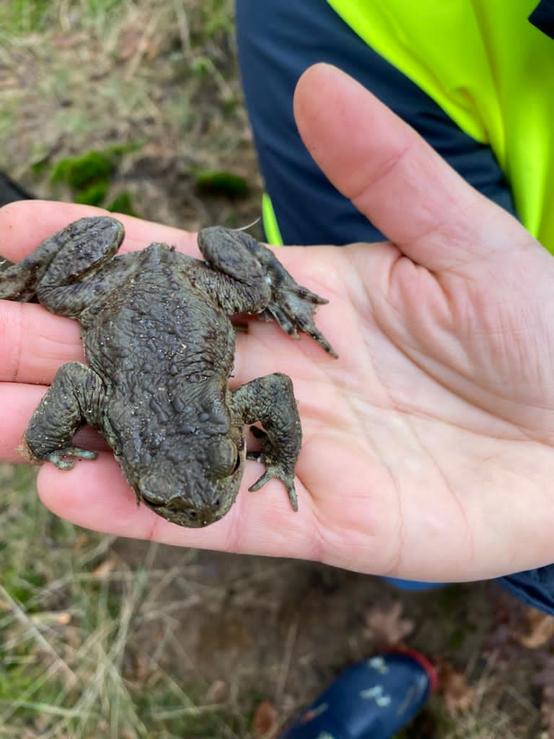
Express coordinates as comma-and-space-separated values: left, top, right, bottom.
209, 438, 239, 478
142, 490, 166, 507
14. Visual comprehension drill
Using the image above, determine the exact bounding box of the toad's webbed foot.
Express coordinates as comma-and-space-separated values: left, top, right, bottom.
237, 233, 337, 356
259, 281, 337, 358
0, 216, 124, 310
247, 427, 298, 510
232, 374, 302, 511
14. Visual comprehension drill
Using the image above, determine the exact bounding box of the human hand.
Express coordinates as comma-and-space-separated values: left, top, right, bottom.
2, 63, 554, 581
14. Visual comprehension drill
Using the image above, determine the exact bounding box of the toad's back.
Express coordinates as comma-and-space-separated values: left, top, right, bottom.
82, 245, 236, 396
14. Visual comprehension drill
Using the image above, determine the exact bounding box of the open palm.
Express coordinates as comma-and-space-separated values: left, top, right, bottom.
2, 64, 554, 581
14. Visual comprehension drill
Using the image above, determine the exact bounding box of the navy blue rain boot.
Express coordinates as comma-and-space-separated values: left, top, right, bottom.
280, 650, 436, 739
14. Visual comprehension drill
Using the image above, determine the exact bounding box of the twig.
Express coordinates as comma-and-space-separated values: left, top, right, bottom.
171, 0, 191, 57
124, 11, 162, 81
275, 616, 300, 704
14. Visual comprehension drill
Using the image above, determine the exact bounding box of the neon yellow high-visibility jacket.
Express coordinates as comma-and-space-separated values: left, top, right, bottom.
328, 0, 554, 251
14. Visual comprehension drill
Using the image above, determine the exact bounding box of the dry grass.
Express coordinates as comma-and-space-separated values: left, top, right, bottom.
0, 465, 249, 737
0, 0, 260, 230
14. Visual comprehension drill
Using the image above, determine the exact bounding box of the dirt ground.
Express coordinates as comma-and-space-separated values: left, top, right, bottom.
0, 2, 553, 737
114, 538, 551, 738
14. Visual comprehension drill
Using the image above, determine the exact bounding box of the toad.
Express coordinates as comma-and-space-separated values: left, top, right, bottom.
0, 217, 336, 527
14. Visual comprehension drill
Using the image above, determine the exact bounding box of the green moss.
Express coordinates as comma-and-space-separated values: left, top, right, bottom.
49, 145, 142, 212
51, 151, 114, 191
107, 191, 137, 216
74, 181, 110, 206
194, 169, 249, 198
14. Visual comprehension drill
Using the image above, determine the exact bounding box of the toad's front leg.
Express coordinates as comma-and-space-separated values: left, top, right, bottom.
25, 362, 105, 469
231, 373, 302, 511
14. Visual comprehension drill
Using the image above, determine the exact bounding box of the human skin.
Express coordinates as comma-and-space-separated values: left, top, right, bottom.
2, 64, 554, 581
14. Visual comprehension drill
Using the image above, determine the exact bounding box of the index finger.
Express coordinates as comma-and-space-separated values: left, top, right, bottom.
0, 200, 200, 261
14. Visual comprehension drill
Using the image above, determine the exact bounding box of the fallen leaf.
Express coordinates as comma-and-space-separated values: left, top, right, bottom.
206, 679, 228, 703
252, 700, 278, 738
30, 611, 71, 625
51, 32, 88, 50
517, 609, 554, 649
365, 601, 414, 646
439, 663, 475, 714
73, 533, 90, 550
117, 27, 144, 62
91, 558, 117, 579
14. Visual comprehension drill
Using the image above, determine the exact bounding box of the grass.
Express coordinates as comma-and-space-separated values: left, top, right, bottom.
0, 464, 247, 737
0, 0, 256, 230
0, 1, 126, 36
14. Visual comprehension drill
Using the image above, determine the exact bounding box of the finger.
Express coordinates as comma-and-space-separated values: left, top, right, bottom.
0, 383, 45, 462
0, 200, 199, 261
37, 453, 320, 559
0, 302, 81, 384
293, 64, 537, 271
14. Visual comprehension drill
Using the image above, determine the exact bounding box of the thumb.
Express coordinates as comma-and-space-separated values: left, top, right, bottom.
293, 64, 535, 271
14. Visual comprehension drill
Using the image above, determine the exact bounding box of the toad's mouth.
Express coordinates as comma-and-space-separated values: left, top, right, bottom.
147, 503, 223, 528
139, 493, 234, 528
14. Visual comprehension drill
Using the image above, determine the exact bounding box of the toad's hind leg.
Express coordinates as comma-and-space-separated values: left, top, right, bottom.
0, 216, 124, 308
231, 373, 302, 511
25, 362, 105, 470
197, 227, 337, 357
